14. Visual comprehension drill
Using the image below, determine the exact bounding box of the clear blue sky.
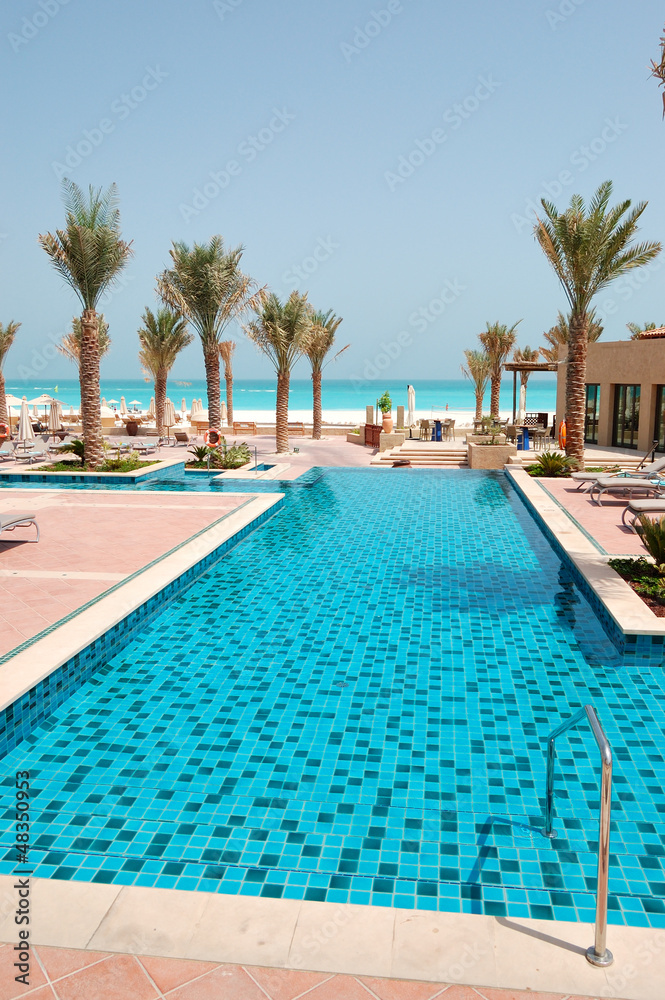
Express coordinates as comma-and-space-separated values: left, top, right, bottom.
2, 0, 664, 386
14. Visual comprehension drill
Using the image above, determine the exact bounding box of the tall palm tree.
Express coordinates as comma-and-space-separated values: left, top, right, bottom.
540, 309, 603, 363
0, 321, 20, 425
626, 321, 664, 340
478, 321, 521, 418
244, 291, 310, 453
303, 308, 347, 439
460, 349, 491, 421
650, 25, 665, 116
39, 180, 132, 468
535, 180, 661, 466
512, 345, 540, 389
138, 307, 192, 436
58, 315, 111, 368
219, 340, 235, 427
157, 237, 256, 429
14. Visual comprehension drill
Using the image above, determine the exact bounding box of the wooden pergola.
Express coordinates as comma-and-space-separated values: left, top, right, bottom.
502, 360, 558, 421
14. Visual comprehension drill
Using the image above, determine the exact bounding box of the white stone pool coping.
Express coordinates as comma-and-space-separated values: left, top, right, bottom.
0, 491, 283, 712
506, 466, 665, 637
0, 876, 661, 999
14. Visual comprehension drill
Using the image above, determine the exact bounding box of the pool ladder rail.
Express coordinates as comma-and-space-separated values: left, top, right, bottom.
542, 704, 613, 968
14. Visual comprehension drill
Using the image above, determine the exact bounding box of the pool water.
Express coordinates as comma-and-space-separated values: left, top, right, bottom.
2, 470, 665, 925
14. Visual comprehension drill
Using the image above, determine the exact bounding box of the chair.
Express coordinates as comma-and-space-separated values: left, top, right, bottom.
0, 442, 15, 462
589, 476, 665, 506
419, 419, 430, 441
0, 511, 39, 542
571, 456, 665, 489
173, 431, 191, 446
132, 440, 157, 454
14, 445, 48, 465
621, 499, 665, 529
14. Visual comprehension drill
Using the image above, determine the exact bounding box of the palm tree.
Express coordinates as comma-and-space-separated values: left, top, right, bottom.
626, 321, 664, 340
58, 315, 111, 368
650, 25, 665, 116
138, 307, 192, 436
534, 180, 661, 466
219, 340, 235, 427
0, 321, 20, 425
478, 321, 521, 418
461, 349, 491, 421
39, 180, 132, 468
540, 309, 603, 363
303, 309, 347, 439
512, 345, 540, 389
157, 237, 256, 429
244, 291, 310, 453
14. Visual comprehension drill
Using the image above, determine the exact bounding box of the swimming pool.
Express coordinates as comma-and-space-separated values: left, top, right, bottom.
1, 470, 664, 926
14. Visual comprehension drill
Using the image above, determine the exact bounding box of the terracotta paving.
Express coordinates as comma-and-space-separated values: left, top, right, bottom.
538, 479, 647, 556
0, 490, 251, 657
0, 945, 619, 1000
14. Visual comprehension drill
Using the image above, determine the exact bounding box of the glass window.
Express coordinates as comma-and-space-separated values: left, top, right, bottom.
612, 384, 641, 449
654, 386, 665, 453
584, 384, 600, 444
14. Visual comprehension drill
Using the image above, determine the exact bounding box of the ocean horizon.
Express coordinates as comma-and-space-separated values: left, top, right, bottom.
5, 376, 557, 418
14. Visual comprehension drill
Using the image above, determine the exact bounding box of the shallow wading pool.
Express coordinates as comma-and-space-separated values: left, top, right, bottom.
1, 469, 664, 926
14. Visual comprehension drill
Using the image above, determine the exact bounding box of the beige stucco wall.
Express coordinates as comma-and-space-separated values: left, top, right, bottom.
556, 339, 665, 451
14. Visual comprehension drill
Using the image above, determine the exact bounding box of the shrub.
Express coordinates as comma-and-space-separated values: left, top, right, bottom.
188, 444, 211, 464
527, 451, 576, 477
378, 391, 392, 414
637, 515, 665, 574
58, 438, 85, 465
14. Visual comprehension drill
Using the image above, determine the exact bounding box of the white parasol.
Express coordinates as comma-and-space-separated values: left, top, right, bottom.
517, 383, 527, 424
163, 398, 176, 442
120, 396, 128, 416
17, 397, 35, 444
101, 397, 107, 407
147, 397, 156, 418
129, 399, 142, 411
220, 401, 228, 425
48, 401, 62, 440
407, 385, 416, 427
181, 398, 187, 417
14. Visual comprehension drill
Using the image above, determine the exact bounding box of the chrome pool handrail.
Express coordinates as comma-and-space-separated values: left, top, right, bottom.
542, 704, 613, 968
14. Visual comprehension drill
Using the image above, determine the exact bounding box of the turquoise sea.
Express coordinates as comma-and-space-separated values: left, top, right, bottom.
5, 377, 557, 415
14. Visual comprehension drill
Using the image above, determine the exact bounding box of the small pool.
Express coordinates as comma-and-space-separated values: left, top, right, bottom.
253, 463, 275, 471
1, 470, 664, 926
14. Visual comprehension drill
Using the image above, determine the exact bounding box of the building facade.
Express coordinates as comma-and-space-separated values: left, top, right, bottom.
555, 335, 665, 452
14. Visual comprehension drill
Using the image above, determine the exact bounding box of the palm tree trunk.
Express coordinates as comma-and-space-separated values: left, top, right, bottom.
79, 309, 103, 469
276, 371, 290, 453
155, 368, 167, 438
490, 374, 501, 418
203, 343, 221, 428
312, 369, 322, 439
0, 370, 7, 426
565, 312, 588, 469
474, 389, 483, 421
225, 371, 233, 427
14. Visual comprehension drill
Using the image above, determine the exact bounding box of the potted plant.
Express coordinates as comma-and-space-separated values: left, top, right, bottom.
378, 391, 393, 433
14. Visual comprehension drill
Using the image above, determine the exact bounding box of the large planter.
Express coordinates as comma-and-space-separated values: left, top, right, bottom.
126, 421, 139, 436
382, 413, 393, 433
467, 443, 517, 469
466, 434, 507, 445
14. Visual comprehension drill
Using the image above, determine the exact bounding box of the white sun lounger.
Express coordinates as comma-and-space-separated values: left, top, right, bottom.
589, 477, 665, 505
571, 456, 665, 490
621, 499, 665, 529
0, 511, 39, 542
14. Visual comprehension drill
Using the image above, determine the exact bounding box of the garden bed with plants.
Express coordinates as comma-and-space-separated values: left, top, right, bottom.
527, 452, 622, 478
34, 439, 158, 473
186, 440, 251, 470
608, 557, 665, 617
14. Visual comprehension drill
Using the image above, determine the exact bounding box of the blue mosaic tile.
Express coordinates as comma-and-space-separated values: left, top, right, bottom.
0, 469, 664, 927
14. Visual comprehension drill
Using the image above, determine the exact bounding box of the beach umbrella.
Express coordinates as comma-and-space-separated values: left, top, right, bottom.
120, 396, 128, 416
190, 399, 200, 419
220, 401, 228, 426
181, 398, 187, 417
407, 385, 416, 427
129, 399, 142, 412
517, 383, 527, 424
17, 397, 35, 444
32, 404, 39, 418
101, 397, 107, 407
163, 398, 176, 442
198, 397, 203, 410
147, 397, 156, 418
107, 398, 119, 406
5, 394, 22, 436
47, 401, 62, 440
